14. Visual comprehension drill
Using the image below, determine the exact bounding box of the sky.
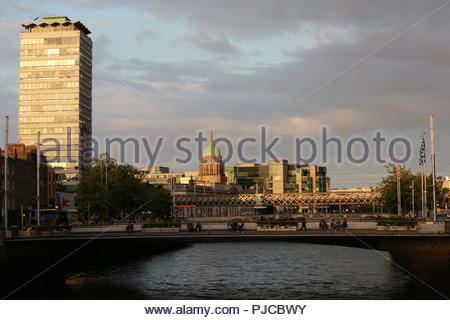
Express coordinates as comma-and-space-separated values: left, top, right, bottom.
1, 0, 450, 188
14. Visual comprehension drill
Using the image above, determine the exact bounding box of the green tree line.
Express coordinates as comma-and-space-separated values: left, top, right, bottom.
379, 164, 448, 215
77, 156, 171, 221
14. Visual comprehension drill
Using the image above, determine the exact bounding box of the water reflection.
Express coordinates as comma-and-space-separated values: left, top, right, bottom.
58, 242, 445, 299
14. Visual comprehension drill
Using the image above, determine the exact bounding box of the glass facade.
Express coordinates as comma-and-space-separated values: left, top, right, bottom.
18, 17, 92, 188
225, 161, 330, 194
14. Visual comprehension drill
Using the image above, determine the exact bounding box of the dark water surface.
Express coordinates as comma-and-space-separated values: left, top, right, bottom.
7, 242, 449, 299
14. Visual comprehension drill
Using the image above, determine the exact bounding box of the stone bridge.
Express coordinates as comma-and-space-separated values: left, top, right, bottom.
1, 230, 449, 298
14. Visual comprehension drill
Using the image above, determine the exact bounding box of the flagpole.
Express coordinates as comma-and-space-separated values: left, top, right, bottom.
420, 133, 426, 219
396, 163, 402, 216
429, 116, 437, 222
421, 163, 425, 218
424, 165, 428, 218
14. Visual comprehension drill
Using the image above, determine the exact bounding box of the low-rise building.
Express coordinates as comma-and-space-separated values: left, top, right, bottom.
0, 144, 55, 226
331, 186, 375, 193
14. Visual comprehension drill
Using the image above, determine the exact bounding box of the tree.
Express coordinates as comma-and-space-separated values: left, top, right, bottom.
77, 156, 171, 222
379, 164, 448, 215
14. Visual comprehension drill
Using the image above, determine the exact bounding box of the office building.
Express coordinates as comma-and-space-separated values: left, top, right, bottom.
225, 160, 330, 194
18, 16, 92, 190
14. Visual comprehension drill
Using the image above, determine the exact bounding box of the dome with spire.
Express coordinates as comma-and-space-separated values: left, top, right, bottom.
202, 144, 221, 158
199, 130, 226, 184
202, 131, 221, 158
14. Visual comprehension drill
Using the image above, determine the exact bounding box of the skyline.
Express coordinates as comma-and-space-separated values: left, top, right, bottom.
1, 1, 450, 188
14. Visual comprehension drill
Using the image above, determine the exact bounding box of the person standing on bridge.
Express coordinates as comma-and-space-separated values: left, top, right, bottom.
238, 222, 245, 233
300, 217, 307, 231
342, 219, 348, 231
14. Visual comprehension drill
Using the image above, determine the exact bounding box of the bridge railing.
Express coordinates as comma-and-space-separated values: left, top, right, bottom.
174, 191, 381, 207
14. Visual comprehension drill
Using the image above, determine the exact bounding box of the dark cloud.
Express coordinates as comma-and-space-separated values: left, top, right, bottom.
74, 0, 442, 38
71, 0, 450, 134
2, 0, 450, 186
185, 32, 239, 55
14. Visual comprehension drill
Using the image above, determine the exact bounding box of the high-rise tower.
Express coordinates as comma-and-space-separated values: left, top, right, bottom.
18, 16, 92, 189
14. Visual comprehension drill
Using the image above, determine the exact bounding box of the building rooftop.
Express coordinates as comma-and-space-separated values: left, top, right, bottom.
22, 16, 91, 35
202, 143, 221, 158
43, 16, 71, 23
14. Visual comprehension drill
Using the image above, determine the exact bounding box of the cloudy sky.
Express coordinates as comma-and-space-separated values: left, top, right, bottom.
1, 0, 450, 187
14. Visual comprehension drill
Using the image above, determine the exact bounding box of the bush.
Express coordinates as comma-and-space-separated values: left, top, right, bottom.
376, 215, 416, 227
256, 216, 300, 228
142, 220, 181, 228
36, 225, 72, 232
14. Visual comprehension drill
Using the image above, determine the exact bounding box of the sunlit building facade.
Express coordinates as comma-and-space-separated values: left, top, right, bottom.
198, 132, 226, 185
18, 16, 92, 189
225, 160, 330, 194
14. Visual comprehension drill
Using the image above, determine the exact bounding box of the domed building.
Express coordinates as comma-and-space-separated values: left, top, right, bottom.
199, 132, 226, 185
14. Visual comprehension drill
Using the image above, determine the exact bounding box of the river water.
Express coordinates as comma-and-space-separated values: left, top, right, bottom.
5, 242, 448, 299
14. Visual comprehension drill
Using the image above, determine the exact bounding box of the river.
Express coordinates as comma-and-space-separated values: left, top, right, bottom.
6, 242, 449, 299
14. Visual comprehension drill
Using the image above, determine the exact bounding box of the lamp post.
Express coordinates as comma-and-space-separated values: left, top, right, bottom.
411, 180, 415, 218
3, 116, 8, 236
36, 131, 41, 227
100, 153, 109, 224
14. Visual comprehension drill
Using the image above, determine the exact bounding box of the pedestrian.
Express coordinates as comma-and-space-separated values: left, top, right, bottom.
195, 223, 202, 232
342, 219, 348, 230
300, 217, 307, 231
331, 219, 336, 231
238, 222, 245, 233
187, 222, 194, 232
320, 219, 327, 231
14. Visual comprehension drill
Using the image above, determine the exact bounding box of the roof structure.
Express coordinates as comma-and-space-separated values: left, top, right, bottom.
202, 131, 222, 158
203, 144, 222, 158
22, 16, 91, 35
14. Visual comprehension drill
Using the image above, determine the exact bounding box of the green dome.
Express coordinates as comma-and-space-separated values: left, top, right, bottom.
203, 143, 221, 157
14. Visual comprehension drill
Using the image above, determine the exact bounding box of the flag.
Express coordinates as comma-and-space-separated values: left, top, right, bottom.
419, 133, 426, 166
396, 163, 401, 181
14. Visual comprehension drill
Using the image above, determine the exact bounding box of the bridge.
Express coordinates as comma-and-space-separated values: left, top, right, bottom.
1, 229, 450, 299
174, 191, 382, 214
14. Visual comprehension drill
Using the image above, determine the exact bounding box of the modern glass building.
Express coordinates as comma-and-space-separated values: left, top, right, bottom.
18, 16, 92, 190
225, 160, 330, 194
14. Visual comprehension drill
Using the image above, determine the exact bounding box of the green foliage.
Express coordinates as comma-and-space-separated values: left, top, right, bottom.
36, 225, 72, 232
379, 164, 448, 215
257, 216, 301, 227
77, 156, 170, 219
142, 220, 181, 228
376, 215, 416, 227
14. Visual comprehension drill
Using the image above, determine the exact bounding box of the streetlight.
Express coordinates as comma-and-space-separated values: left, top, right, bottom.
36, 131, 41, 227
409, 180, 415, 218
3, 116, 8, 238
100, 153, 110, 224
